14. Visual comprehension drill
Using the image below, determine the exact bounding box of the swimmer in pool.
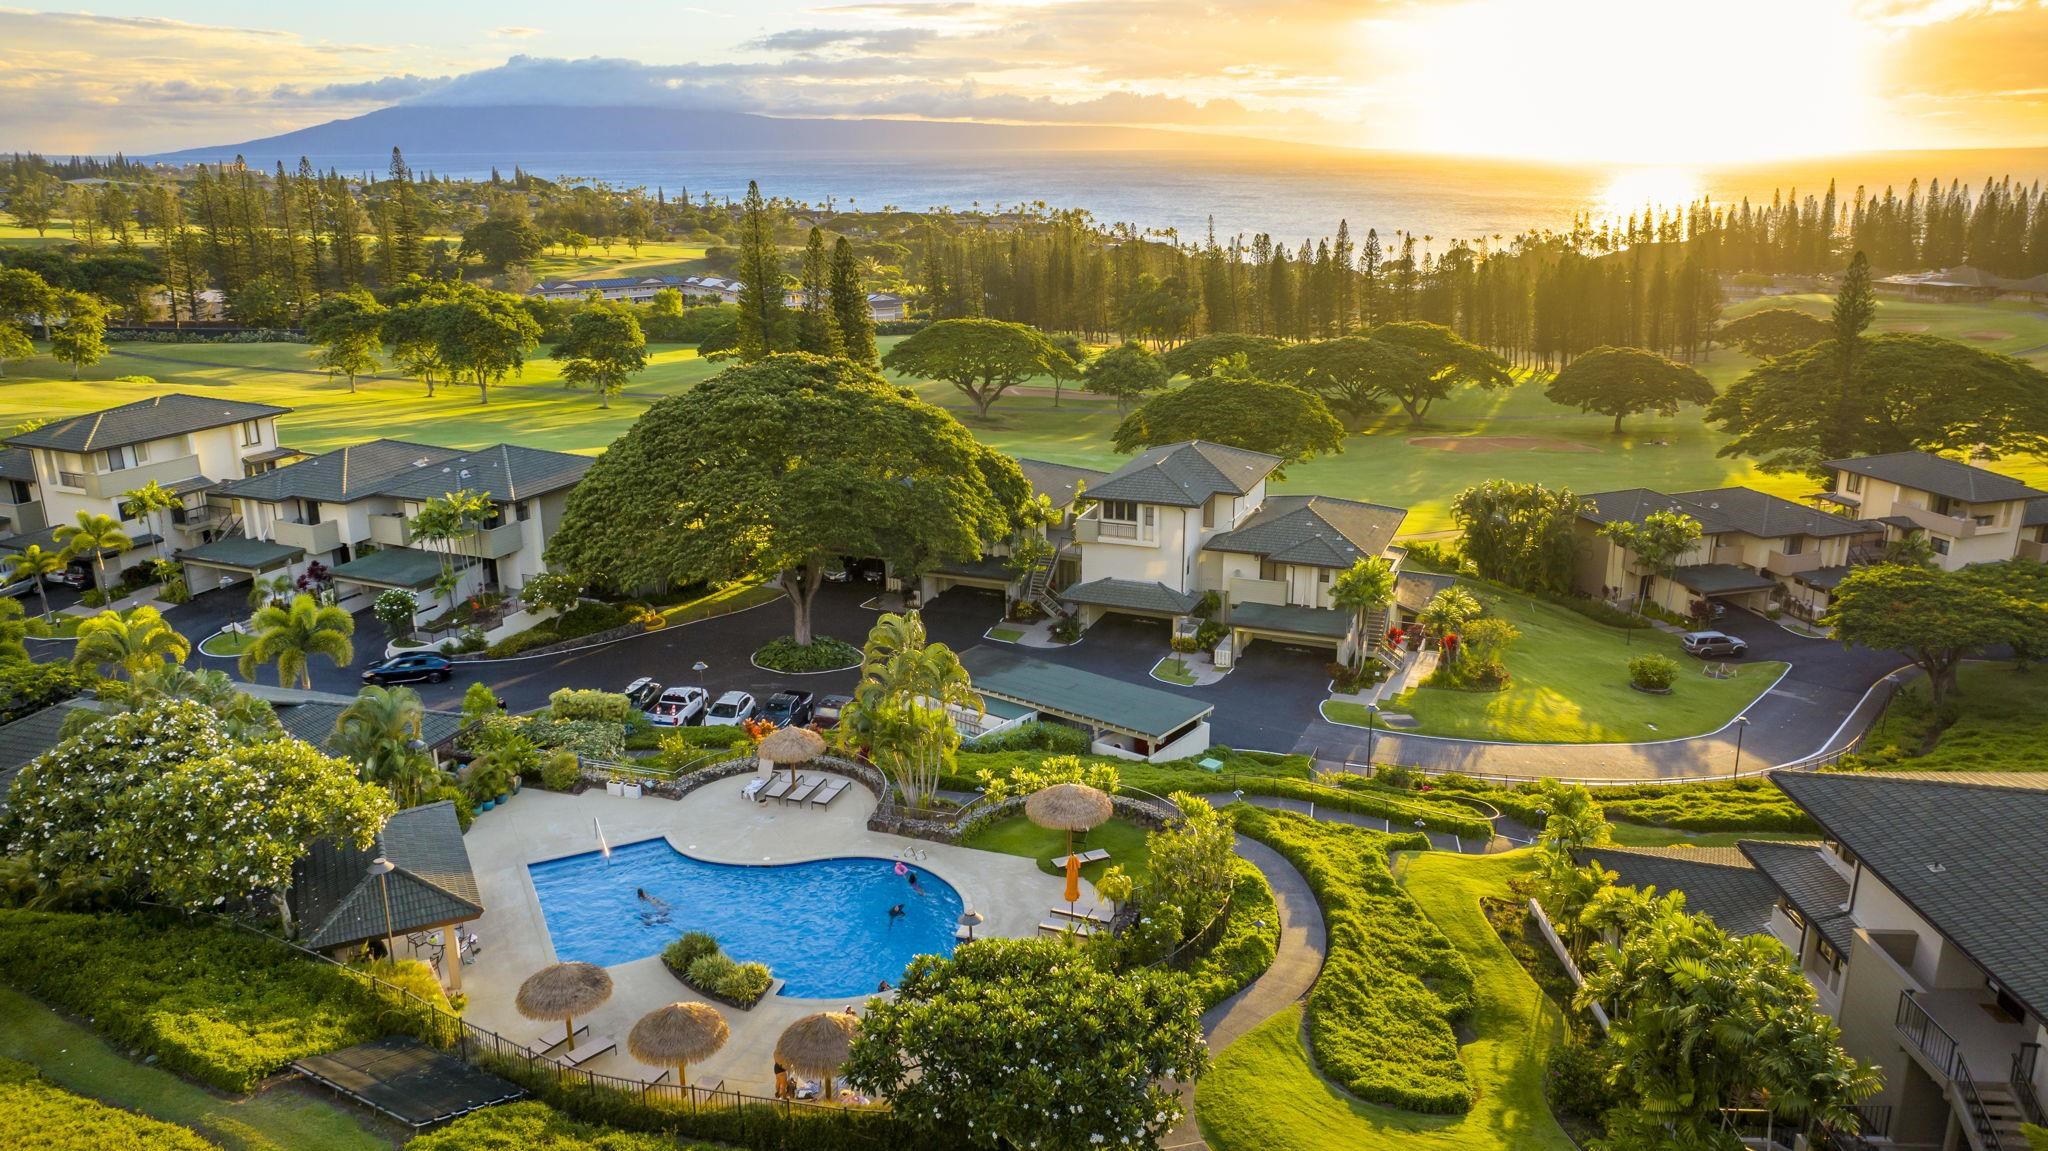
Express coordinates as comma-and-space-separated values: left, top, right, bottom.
906, 870, 927, 897
635, 888, 672, 924
887, 903, 905, 928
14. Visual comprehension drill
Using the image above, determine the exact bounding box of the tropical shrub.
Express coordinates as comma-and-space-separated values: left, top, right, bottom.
1176, 856, 1280, 1010
538, 750, 582, 791
0, 1057, 216, 1150
410, 1101, 723, 1151
968, 719, 1091, 754
754, 635, 861, 672
1627, 654, 1678, 691
663, 931, 720, 969
373, 589, 418, 637
0, 662, 93, 724
661, 933, 772, 1007
1232, 805, 1476, 1113
546, 688, 634, 723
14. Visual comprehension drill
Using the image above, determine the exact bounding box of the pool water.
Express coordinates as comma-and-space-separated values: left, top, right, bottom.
526, 838, 963, 999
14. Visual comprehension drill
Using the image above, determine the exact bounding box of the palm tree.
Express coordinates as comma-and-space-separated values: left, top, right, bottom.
53, 511, 130, 602
247, 571, 294, 611
71, 606, 190, 679
1883, 529, 1938, 568
61, 664, 278, 740
239, 593, 355, 689
332, 684, 444, 806
840, 610, 981, 807
1329, 556, 1396, 670
1416, 586, 1480, 647
9, 544, 65, 621
119, 479, 184, 562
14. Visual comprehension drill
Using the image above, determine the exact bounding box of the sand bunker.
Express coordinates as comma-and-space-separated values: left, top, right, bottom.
1963, 330, 2014, 341
1408, 436, 1599, 454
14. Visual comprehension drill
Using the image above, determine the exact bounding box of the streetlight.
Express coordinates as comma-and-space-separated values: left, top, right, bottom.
368, 856, 397, 961
1731, 716, 1751, 780
692, 660, 708, 688
1366, 704, 1381, 767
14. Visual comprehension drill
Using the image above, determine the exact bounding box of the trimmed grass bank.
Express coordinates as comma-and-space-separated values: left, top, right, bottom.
1851, 662, 2048, 772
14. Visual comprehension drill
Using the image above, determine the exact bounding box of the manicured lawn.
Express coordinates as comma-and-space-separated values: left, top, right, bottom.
960, 814, 1152, 883
1154, 656, 1200, 685
1196, 849, 1573, 1151
198, 628, 255, 657
1854, 661, 2048, 772
650, 582, 782, 625
1604, 823, 1816, 849
987, 625, 1025, 642
1345, 584, 1787, 743
0, 987, 392, 1151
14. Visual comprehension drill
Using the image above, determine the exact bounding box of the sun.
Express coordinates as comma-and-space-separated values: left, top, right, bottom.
1358, 0, 1882, 165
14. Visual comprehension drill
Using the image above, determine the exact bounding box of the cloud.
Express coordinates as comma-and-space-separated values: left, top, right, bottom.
286, 75, 455, 103
492, 26, 544, 39
745, 27, 940, 53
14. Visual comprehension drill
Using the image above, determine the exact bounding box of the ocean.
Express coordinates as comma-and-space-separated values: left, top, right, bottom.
307, 146, 2048, 245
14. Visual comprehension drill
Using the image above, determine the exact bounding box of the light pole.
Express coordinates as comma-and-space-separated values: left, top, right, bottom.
1731, 716, 1751, 780
692, 660, 708, 688
368, 856, 397, 961
1366, 703, 1380, 768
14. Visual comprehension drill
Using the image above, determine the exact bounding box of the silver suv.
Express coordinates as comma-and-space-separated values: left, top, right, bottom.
1680, 631, 1748, 658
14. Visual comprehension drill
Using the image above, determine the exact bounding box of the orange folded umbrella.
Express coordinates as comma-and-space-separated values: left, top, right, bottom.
1063, 852, 1082, 906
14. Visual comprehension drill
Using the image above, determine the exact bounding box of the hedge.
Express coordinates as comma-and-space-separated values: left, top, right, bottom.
1244, 777, 1495, 842
0, 911, 448, 1093
1232, 806, 1477, 1114
1179, 856, 1280, 1010
0, 1057, 218, 1150
410, 1101, 722, 1151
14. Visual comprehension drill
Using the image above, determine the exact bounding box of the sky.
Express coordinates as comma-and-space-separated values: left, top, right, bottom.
4, 0, 2048, 161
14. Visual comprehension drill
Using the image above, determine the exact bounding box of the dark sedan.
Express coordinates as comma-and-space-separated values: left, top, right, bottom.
757, 690, 816, 727
362, 652, 456, 685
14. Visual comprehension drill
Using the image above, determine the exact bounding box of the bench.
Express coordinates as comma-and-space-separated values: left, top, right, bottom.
529, 1023, 587, 1055
812, 779, 850, 807
560, 1035, 617, 1068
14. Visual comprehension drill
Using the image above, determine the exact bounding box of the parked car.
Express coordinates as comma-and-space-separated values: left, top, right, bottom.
813, 693, 853, 728
1680, 631, 1748, 658
362, 653, 456, 684
0, 573, 39, 599
757, 690, 816, 728
50, 563, 93, 590
622, 677, 664, 711
651, 685, 709, 727
703, 690, 758, 727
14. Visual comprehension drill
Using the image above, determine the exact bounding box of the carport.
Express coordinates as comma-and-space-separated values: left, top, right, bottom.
958, 646, 1213, 762
1059, 577, 1201, 629
920, 555, 1015, 602
327, 546, 450, 614
176, 537, 304, 591
1668, 563, 1777, 613
1226, 600, 1353, 657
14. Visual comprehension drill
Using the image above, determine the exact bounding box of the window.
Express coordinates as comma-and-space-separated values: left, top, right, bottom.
1843, 472, 1863, 494
1202, 497, 1215, 530
1782, 536, 1804, 556
1318, 570, 1331, 583
1816, 939, 1843, 969
1099, 500, 1138, 523
241, 420, 263, 446
1781, 902, 1808, 932
1932, 495, 1957, 517
1930, 536, 1951, 556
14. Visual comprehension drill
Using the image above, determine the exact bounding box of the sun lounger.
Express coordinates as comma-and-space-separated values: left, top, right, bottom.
560, 1035, 617, 1068
1052, 907, 1111, 926
1039, 920, 1094, 937
1046, 848, 1111, 868
812, 778, 850, 807
530, 1023, 587, 1054
648, 1069, 672, 1086
784, 777, 824, 806
758, 775, 798, 803
741, 777, 767, 802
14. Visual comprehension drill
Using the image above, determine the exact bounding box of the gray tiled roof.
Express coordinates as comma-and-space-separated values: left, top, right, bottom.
377, 444, 593, 503
218, 440, 460, 504
2026, 497, 2048, 528
1395, 570, 1459, 614
1087, 441, 1281, 508
1226, 600, 1352, 640
1669, 563, 1778, 595
1670, 487, 1871, 540
272, 700, 465, 755
1060, 577, 1202, 615
1204, 495, 1407, 569
7, 394, 289, 453
1017, 459, 1110, 510
1770, 771, 2048, 1019
1740, 840, 1856, 957
1578, 844, 1788, 937
0, 448, 34, 483
292, 801, 483, 951
1825, 451, 2047, 504
177, 537, 304, 572
1580, 488, 1740, 535
327, 546, 447, 590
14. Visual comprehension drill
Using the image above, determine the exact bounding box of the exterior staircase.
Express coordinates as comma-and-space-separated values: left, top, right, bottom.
1024, 542, 1069, 619
1956, 1075, 2030, 1151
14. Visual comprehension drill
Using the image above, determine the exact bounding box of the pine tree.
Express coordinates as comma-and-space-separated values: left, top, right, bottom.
794, 227, 840, 356
829, 236, 877, 365
733, 180, 788, 361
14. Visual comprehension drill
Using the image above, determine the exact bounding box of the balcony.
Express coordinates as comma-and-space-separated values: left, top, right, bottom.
368, 514, 413, 548
74, 456, 205, 499
1890, 503, 1990, 539
1896, 988, 2037, 1086
2019, 539, 2048, 563
271, 517, 342, 555
367, 514, 523, 559
1767, 549, 1823, 575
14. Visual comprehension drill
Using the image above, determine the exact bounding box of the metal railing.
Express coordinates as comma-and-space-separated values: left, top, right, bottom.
1953, 1054, 2004, 1151
1896, 990, 1962, 1079
2014, 1043, 2045, 1128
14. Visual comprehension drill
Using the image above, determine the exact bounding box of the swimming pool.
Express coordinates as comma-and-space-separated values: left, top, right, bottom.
526, 838, 963, 999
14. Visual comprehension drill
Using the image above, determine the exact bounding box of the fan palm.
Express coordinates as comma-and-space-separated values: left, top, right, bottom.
8, 544, 64, 620
71, 606, 190, 679
53, 511, 130, 601
119, 479, 184, 561
1329, 556, 1396, 670
332, 684, 445, 806
239, 593, 355, 689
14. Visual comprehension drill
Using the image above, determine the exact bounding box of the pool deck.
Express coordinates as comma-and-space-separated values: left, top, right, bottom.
452, 773, 1079, 1094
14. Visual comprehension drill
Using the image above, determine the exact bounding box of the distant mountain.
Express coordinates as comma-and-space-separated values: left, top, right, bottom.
147, 105, 1255, 166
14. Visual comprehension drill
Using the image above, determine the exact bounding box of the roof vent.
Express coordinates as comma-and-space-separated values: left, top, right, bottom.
1927, 863, 1947, 874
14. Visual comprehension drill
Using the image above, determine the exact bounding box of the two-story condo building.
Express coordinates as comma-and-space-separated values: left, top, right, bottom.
194, 439, 592, 616
1578, 486, 1882, 617
1739, 773, 2048, 1151
1056, 441, 1407, 666
1, 394, 294, 578
0, 447, 44, 541
1819, 451, 2048, 570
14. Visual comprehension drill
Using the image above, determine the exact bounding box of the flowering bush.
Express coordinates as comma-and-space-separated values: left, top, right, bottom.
974, 752, 1120, 805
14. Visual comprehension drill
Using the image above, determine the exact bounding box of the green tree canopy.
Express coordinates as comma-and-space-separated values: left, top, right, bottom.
239, 594, 355, 689
1359, 321, 1515, 424
1822, 564, 2041, 703
49, 290, 108, 380
458, 215, 546, 272
828, 235, 878, 365
1329, 556, 1396, 669
733, 180, 789, 361
881, 317, 1081, 420
1111, 355, 1345, 471
0, 267, 54, 377
1448, 480, 1587, 595
426, 286, 541, 405
1081, 340, 1170, 409
53, 510, 129, 600
304, 290, 386, 394
73, 606, 188, 680
1269, 335, 1397, 429
838, 610, 977, 807
1543, 346, 1715, 432
843, 937, 1208, 1151
1717, 307, 1831, 358
1709, 332, 2048, 473
551, 300, 647, 408
1600, 510, 1703, 611
1158, 332, 1285, 379
546, 354, 1027, 646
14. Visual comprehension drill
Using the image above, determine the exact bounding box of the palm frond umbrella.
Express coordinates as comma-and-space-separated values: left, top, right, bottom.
516, 962, 613, 1052
776, 1011, 860, 1100
758, 724, 827, 786
1025, 781, 1113, 854
628, 1001, 729, 1088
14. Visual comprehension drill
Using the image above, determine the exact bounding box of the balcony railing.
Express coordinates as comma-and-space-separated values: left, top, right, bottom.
2016, 1043, 2045, 1128
1896, 990, 1961, 1079
1767, 549, 1823, 574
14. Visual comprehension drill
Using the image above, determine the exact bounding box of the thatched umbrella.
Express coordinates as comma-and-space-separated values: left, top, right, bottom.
628, 1001, 729, 1088
775, 1011, 860, 1100
758, 724, 827, 787
1025, 781, 1113, 854
516, 962, 613, 1052
957, 909, 984, 940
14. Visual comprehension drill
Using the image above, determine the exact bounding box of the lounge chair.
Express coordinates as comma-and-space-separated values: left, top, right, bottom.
812, 779, 850, 807
1039, 920, 1094, 937
759, 775, 798, 803
560, 1035, 617, 1068
1052, 907, 1111, 926
530, 1023, 587, 1054
1045, 848, 1111, 868
740, 777, 768, 802
784, 777, 824, 806
648, 1069, 672, 1086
